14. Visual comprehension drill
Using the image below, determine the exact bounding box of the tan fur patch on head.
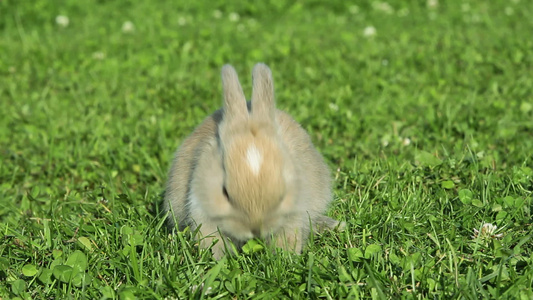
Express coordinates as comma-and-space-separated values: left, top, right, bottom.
224, 132, 287, 219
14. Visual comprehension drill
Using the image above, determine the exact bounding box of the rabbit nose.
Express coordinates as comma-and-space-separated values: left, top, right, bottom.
251, 228, 261, 237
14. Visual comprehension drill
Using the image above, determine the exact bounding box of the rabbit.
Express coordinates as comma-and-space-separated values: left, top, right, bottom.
162, 63, 343, 259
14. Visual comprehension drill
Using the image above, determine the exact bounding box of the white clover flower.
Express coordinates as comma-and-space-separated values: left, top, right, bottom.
402, 137, 411, 146
229, 12, 240, 22
213, 10, 222, 19
121, 21, 134, 33
92, 51, 105, 60
328, 103, 339, 112
427, 0, 438, 8
363, 26, 376, 37
55, 15, 69, 27
373, 2, 394, 14
472, 223, 504, 240
178, 17, 187, 26
190, 283, 213, 295
349, 5, 360, 14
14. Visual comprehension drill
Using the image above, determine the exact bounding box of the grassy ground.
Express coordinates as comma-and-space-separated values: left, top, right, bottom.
1, 0, 532, 298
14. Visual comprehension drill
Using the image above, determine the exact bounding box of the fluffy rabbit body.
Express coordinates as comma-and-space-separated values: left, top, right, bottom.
163, 63, 341, 259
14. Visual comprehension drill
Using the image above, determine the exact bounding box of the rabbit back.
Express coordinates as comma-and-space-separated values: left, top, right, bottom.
162, 110, 222, 230
275, 110, 333, 224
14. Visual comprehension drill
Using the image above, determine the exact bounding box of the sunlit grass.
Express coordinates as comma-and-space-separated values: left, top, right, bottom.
1, 0, 532, 298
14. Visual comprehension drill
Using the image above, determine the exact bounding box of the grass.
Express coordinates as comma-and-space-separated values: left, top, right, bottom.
1, 0, 532, 298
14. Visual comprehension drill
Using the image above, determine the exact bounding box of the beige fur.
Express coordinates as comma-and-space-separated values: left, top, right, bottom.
163, 63, 343, 259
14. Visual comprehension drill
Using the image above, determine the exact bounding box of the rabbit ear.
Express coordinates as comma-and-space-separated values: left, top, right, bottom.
251, 63, 275, 123
221, 65, 248, 121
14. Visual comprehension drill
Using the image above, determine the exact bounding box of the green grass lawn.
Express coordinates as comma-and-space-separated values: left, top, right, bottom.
1, 0, 532, 298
